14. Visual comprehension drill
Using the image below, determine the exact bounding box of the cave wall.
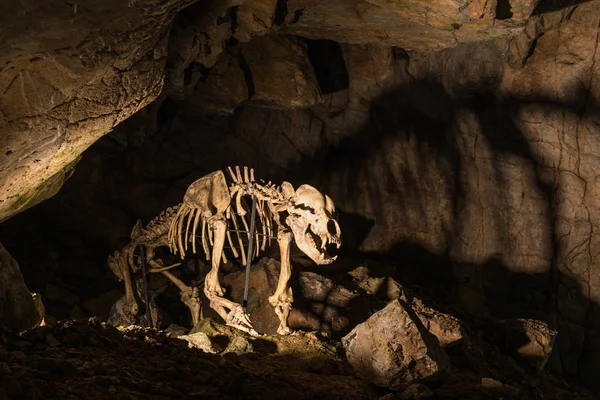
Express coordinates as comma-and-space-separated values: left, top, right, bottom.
0, 0, 195, 222
1, 0, 600, 391
160, 2, 600, 386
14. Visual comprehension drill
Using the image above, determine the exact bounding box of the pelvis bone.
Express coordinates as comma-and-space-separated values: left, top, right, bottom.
108, 166, 341, 336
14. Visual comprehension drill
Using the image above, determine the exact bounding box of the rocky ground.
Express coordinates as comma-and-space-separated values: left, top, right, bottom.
0, 310, 596, 400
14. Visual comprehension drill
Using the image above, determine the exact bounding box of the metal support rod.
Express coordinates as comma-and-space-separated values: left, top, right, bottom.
243, 195, 258, 311
139, 245, 153, 329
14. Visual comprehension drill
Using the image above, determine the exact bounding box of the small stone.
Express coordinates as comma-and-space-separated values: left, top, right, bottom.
481, 377, 504, 388
45, 334, 60, 347
90, 375, 121, 386
0, 362, 10, 376
9, 351, 26, 362
399, 383, 433, 400
79, 361, 101, 377
221, 336, 253, 356
177, 332, 222, 354
34, 357, 76, 375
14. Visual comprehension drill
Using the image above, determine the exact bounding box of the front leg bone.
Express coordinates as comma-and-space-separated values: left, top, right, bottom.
204, 217, 259, 336
269, 230, 294, 335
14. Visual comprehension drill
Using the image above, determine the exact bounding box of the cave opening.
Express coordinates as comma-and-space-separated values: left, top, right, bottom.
302, 38, 350, 94
0, 0, 599, 398
495, 0, 514, 20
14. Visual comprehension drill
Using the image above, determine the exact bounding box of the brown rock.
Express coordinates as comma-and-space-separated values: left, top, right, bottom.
494, 318, 557, 371
242, 35, 322, 109
281, 0, 538, 51
342, 300, 451, 390
0, 242, 41, 330
234, 0, 278, 42
188, 52, 249, 115
0, 0, 195, 222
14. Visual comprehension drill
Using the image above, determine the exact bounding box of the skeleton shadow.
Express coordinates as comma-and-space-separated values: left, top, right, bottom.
286, 65, 600, 391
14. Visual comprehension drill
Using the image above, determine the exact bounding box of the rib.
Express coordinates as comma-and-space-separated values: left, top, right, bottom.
226, 229, 239, 258
191, 210, 201, 254
235, 189, 246, 216
256, 200, 267, 251
184, 208, 196, 251
227, 166, 239, 183
230, 210, 247, 265
177, 207, 191, 256
201, 219, 210, 260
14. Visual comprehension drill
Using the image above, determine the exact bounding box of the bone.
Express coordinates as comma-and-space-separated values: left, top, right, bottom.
208, 223, 214, 247
177, 207, 191, 256
229, 210, 247, 266
148, 262, 182, 273
256, 201, 267, 251
227, 166, 239, 183
168, 208, 180, 253
158, 268, 203, 326
184, 208, 196, 251
192, 210, 201, 254
244, 166, 249, 183
235, 166, 243, 183
235, 190, 246, 216
238, 199, 251, 239
264, 204, 273, 247
226, 229, 239, 258
201, 219, 210, 260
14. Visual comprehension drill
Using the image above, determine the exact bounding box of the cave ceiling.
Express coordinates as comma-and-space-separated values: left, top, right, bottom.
0, 0, 544, 222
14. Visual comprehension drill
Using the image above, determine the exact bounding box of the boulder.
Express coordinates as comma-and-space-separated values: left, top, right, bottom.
241, 35, 322, 109
0, 242, 41, 330
492, 318, 557, 372
342, 300, 451, 390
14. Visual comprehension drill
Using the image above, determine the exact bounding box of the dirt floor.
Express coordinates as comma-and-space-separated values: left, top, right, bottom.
0, 317, 596, 400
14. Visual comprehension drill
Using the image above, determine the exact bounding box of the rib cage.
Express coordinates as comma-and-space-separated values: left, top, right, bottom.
168, 166, 285, 265
126, 204, 182, 271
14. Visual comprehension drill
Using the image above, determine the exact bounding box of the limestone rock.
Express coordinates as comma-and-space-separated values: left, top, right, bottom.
188, 53, 249, 115
242, 35, 322, 109
342, 300, 451, 390
223, 258, 362, 335
411, 299, 464, 349
281, 0, 539, 51
0, 0, 195, 222
221, 336, 254, 356
234, 0, 279, 43
399, 383, 434, 400
177, 332, 222, 354
0, 242, 41, 330
493, 318, 557, 372
222, 258, 281, 335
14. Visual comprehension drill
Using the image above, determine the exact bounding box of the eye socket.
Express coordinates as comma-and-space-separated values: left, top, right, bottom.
327, 219, 338, 235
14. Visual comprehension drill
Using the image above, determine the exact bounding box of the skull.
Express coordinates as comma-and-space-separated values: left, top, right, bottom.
285, 184, 341, 264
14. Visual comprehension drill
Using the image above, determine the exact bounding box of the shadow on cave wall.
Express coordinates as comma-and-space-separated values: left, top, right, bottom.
290, 68, 600, 387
